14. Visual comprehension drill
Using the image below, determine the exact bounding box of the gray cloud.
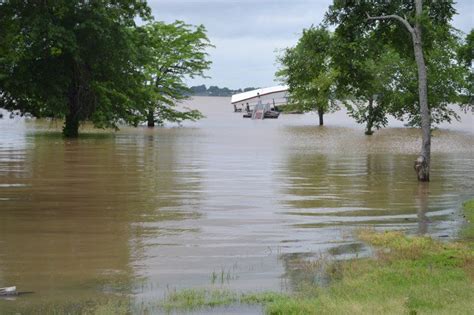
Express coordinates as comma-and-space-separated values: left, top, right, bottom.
147, 0, 474, 89
148, 0, 329, 40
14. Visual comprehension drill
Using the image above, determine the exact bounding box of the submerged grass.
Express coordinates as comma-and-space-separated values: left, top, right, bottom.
159, 289, 284, 311
160, 199, 474, 315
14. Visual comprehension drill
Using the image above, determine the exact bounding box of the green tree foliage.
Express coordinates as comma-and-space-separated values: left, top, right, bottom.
136, 21, 212, 127
331, 30, 402, 135
386, 31, 470, 127
326, 0, 464, 181
277, 27, 338, 126
0, 2, 212, 136
326, 0, 456, 56
341, 48, 406, 135
458, 29, 474, 107
327, 0, 466, 129
0, 1, 151, 137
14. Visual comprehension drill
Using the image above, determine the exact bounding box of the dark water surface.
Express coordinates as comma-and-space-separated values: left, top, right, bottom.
0, 97, 473, 310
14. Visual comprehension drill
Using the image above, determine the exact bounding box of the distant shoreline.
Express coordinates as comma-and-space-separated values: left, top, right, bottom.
187, 85, 259, 97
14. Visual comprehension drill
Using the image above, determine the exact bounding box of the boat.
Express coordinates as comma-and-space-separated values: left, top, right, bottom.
232, 86, 287, 120
264, 110, 280, 119
0, 286, 17, 296
242, 102, 280, 119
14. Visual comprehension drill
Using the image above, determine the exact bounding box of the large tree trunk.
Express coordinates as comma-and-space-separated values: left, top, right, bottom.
317, 108, 324, 126
63, 62, 82, 138
413, 0, 431, 181
63, 88, 80, 138
365, 97, 374, 135
63, 112, 79, 138
367, 0, 431, 181
147, 109, 155, 127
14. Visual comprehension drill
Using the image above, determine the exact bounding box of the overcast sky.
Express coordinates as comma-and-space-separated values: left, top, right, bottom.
147, 0, 474, 89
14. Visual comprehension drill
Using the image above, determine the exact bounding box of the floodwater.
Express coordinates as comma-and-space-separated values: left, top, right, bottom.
0, 96, 473, 312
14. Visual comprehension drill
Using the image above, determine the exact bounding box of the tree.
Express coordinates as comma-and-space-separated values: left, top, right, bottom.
458, 29, 474, 107
326, 0, 458, 181
136, 21, 212, 127
0, 1, 152, 137
331, 31, 404, 135
277, 27, 338, 126
341, 57, 395, 136
335, 28, 467, 134
386, 29, 469, 127
366, 1, 441, 181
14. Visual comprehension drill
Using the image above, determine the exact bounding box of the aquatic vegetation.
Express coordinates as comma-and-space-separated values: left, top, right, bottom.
210, 266, 239, 284
158, 289, 285, 312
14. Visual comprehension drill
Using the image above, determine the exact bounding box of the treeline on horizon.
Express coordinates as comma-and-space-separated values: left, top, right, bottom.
187, 85, 260, 97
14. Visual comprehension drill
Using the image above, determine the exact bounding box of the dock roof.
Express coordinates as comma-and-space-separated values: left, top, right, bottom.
231, 85, 288, 104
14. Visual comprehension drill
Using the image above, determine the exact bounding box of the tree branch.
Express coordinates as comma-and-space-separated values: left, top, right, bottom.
366, 13, 415, 37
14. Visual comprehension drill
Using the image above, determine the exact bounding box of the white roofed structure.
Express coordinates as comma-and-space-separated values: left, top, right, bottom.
231, 85, 288, 108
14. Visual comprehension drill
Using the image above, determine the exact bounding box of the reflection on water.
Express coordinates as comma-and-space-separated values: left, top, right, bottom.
0, 97, 473, 310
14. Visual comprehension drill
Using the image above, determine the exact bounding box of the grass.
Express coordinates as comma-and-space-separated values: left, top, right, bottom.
159, 288, 285, 311
462, 199, 474, 241
210, 266, 239, 284
159, 198, 474, 315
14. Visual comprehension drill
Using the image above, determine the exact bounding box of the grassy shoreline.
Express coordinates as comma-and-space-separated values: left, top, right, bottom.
160, 199, 474, 315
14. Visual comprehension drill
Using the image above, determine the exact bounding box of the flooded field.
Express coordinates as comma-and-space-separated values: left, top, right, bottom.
0, 96, 473, 311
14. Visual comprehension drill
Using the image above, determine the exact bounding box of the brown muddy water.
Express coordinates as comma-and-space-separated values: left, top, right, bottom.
0, 96, 473, 312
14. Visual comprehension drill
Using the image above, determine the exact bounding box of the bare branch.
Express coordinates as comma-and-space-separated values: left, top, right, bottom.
366, 14, 415, 37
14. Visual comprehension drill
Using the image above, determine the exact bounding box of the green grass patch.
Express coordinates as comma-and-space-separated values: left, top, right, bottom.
462, 199, 474, 241
159, 289, 285, 311
161, 289, 236, 309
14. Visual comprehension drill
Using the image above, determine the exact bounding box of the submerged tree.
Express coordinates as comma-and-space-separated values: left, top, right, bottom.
331, 31, 404, 135
0, 3, 212, 136
334, 28, 467, 135
326, 0, 458, 181
136, 21, 212, 127
277, 27, 338, 126
0, 1, 151, 137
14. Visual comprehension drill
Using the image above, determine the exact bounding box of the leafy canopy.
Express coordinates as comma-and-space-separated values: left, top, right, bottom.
0, 1, 151, 135
276, 27, 338, 115
326, 0, 469, 128
136, 20, 213, 125
0, 1, 212, 136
